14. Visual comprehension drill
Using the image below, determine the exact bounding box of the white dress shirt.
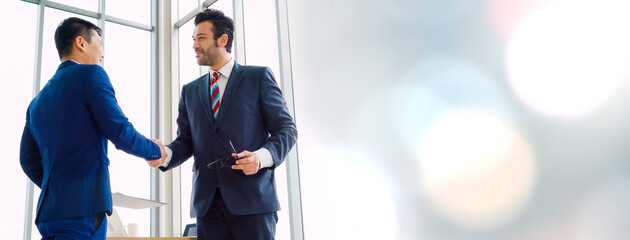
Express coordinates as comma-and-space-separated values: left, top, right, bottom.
162, 58, 274, 169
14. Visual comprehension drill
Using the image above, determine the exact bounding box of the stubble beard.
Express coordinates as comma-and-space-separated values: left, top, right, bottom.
197, 43, 220, 66
197, 53, 215, 66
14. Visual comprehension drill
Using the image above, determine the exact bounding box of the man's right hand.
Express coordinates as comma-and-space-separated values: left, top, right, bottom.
147, 139, 167, 168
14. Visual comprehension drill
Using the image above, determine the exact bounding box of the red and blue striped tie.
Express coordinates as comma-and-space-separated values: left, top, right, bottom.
210, 72, 221, 120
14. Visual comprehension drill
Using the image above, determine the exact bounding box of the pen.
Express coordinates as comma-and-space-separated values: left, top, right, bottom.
229, 140, 237, 155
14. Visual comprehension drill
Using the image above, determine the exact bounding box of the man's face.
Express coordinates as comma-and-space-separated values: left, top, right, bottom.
85, 29, 104, 65
193, 21, 221, 66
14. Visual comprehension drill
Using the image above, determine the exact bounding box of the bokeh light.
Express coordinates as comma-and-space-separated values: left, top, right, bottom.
299, 142, 399, 240
389, 57, 537, 230
419, 110, 537, 229
506, 0, 630, 118
486, 0, 549, 40
390, 57, 509, 161
573, 177, 630, 240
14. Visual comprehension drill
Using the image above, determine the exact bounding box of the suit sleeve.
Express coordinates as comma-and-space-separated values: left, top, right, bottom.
161, 85, 194, 171
20, 106, 43, 188
84, 66, 161, 161
259, 67, 298, 168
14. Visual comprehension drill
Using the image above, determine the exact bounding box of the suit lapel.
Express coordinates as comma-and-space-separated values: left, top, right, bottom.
217, 63, 244, 123
198, 73, 216, 125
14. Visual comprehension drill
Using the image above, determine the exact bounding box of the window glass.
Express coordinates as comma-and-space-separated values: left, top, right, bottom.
0, 2, 37, 239
242, 1, 289, 239
105, 21, 153, 237
179, 20, 203, 87
179, 0, 198, 20
243, 0, 280, 74
107, 0, 151, 25
39, 8, 98, 88
49, 0, 98, 12
208, 0, 233, 20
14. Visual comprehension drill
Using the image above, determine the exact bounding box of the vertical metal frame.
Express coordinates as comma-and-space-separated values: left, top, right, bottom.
24, 3, 45, 239
98, 0, 106, 49
167, 0, 182, 236
232, 0, 246, 64
150, 0, 161, 236
274, 0, 304, 238
153, 0, 179, 237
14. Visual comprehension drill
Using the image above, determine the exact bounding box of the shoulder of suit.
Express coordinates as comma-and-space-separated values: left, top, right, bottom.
87, 65, 110, 82
239, 65, 271, 78
183, 73, 209, 89
66, 64, 107, 78
69, 63, 104, 71
240, 65, 268, 72
57, 64, 107, 84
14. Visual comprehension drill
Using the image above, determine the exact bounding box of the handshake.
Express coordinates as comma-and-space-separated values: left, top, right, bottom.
147, 139, 168, 168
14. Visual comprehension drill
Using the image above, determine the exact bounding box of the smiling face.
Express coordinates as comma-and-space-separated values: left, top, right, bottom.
192, 21, 224, 67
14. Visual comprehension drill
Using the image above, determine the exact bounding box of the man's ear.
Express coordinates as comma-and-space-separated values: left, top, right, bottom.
218, 34, 228, 48
74, 36, 86, 52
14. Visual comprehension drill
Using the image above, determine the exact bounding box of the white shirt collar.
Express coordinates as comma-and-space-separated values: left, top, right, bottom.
212, 58, 235, 79
62, 59, 81, 64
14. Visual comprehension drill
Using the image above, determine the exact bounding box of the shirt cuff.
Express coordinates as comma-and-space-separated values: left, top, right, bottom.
254, 148, 274, 169
161, 146, 173, 168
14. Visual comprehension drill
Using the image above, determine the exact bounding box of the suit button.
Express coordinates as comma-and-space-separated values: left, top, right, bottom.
215, 133, 219, 137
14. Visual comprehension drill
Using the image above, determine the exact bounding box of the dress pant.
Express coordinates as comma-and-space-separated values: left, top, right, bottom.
197, 188, 278, 240
37, 212, 107, 240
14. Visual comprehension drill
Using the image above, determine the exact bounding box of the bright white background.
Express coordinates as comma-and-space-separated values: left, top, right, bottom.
0, 1, 36, 239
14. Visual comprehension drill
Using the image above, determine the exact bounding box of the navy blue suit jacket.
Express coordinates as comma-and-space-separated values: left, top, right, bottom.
20, 61, 161, 223
161, 63, 297, 217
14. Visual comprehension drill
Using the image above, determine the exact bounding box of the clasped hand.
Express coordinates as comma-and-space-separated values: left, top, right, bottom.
147, 139, 167, 168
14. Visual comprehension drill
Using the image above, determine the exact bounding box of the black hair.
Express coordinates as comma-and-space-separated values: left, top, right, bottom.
194, 8, 234, 53
54, 17, 102, 59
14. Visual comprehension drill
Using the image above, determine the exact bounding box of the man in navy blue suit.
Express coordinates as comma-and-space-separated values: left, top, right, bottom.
20, 17, 167, 239
156, 9, 297, 240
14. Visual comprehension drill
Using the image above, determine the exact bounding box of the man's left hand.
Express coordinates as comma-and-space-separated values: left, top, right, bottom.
231, 150, 260, 175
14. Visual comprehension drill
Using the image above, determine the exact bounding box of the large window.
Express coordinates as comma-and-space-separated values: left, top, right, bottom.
105, 21, 153, 237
